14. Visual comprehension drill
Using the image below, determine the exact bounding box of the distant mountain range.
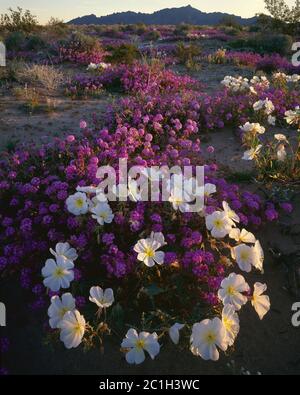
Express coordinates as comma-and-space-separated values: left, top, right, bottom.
68, 5, 257, 26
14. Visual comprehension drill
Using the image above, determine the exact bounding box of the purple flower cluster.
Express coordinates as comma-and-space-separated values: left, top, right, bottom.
66, 62, 202, 98
225, 51, 300, 74
0, 78, 294, 312
58, 47, 106, 65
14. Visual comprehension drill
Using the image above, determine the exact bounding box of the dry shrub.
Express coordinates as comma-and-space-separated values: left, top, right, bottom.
18, 64, 64, 93
0, 59, 25, 82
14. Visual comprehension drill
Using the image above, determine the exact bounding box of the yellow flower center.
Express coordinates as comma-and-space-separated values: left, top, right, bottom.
75, 198, 84, 208
54, 267, 65, 278
101, 211, 108, 220
135, 339, 145, 350
172, 195, 183, 204
240, 250, 250, 262
213, 219, 223, 230
145, 247, 155, 258
227, 286, 236, 296
205, 331, 216, 345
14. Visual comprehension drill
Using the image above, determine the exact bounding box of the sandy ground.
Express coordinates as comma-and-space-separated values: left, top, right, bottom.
174, 62, 253, 93
0, 94, 114, 150
1, 40, 300, 375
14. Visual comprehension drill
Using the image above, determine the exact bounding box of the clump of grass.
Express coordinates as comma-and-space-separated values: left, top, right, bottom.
208, 48, 227, 64
176, 42, 202, 70
13, 85, 41, 112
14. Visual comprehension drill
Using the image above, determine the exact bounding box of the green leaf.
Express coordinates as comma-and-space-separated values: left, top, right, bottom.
143, 284, 165, 297
110, 303, 124, 329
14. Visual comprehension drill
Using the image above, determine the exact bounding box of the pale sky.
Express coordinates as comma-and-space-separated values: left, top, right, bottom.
0, 1, 296, 24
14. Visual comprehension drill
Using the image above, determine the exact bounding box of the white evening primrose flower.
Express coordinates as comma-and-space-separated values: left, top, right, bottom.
242, 145, 262, 160
229, 228, 256, 244
206, 211, 233, 239
252, 123, 266, 134
167, 174, 193, 211
42, 256, 74, 292
222, 201, 240, 223
99, 62, 111, 69
250, 75, 260, 84
50, 242, 78, 262
231, 244, 254, 273
88, 192, 108, 208
285, 107, 300, 125
240, 122, 265, 135
190, 318, 227, 361
168, 190, 191, 213
264, 98, 275, 115
66, 192, 89, 216
253, 100, 264, 112
252, 240, 264, 272
95, 189, 108, 203
58, 310, 86, 349
48, 293, 76, 329
91, 202, 114, 225
204, 183, 217, 197
289, 74, 300, 83
87, 62, 97, 70
87, 195, 100, 210
284, 110, 295, 125
218, 273, 250, 311
89, 286, 114, 309
221, 76, 249, 92
134, 237, 164, 267
253, 98, 274, 115
277, 144, 287, 162
268, 115, 276, 126
250, 75, 269, 87
251, 283, 271, 320
222, 304, 240, 347
150, 231, 167, 246
121, 329, 160, 365
169, 323, 185, 345
274, 133, 288, 142
273, 72, 286, 79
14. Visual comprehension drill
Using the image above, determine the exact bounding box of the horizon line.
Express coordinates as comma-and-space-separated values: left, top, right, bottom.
68, 4, 258, 23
